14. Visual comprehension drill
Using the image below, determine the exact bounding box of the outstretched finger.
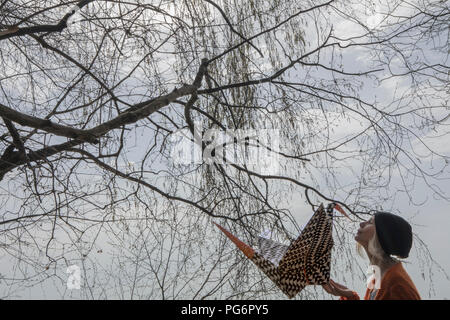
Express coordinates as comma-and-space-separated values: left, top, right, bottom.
329, 281, 348, 296
330, 279, 347, 290
322, 283, 333, 294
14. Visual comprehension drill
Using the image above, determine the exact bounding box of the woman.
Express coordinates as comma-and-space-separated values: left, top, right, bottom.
323, 211, 421, 300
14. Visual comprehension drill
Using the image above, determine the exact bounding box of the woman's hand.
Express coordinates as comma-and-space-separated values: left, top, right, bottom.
322, 279, 355, 298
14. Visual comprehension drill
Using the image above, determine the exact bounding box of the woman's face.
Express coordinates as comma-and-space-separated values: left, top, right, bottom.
355, 216, 376, 246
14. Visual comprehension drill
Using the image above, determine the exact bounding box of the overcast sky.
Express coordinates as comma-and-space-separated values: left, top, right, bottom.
0, 0, 448, 300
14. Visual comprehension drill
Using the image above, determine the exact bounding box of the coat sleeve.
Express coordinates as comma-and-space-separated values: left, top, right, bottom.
383, 284, 421, 300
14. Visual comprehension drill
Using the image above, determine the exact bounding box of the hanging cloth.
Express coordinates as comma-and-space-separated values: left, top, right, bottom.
214, 203, 346, 298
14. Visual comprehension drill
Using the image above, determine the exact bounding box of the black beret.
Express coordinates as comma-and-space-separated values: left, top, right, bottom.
374, 212, 413, 258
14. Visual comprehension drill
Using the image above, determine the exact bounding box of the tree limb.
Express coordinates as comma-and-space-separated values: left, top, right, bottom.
0, 0, 95, 41
0, 102, 100, 143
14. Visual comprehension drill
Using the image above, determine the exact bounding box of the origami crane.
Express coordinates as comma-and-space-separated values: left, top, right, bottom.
214, 203, 348, 298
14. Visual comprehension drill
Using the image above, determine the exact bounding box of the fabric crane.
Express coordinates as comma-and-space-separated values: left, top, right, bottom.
214, 203, 348, 298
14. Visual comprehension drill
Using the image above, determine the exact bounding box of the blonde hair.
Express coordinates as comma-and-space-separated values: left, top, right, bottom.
360, 231, 399, 264
355, 232, 384, 259
356, 242, 366, 258
368, 232, 387, 261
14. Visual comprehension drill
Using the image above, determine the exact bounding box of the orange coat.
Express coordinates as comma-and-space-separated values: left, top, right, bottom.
340, 262, 421, 300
